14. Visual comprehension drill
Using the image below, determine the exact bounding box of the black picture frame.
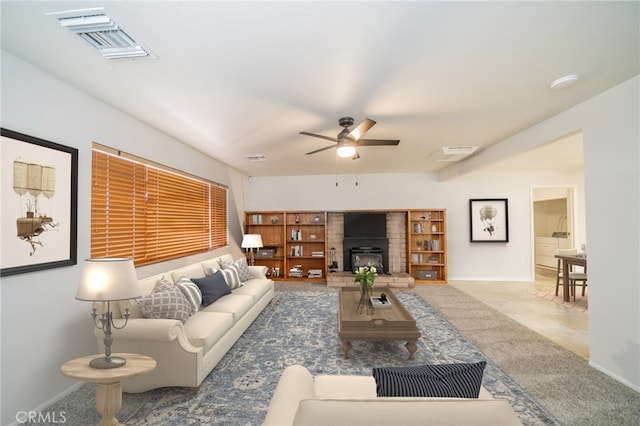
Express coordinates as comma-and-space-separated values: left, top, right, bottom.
1, 128, 78, 276
469, 198, 509, 243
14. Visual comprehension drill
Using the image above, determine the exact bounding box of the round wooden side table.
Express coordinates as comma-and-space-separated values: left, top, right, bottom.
61, 353, 156, 426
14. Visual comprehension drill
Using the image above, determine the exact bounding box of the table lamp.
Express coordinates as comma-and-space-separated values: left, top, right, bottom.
241, 234, 263, 265
76, 258, 140, 369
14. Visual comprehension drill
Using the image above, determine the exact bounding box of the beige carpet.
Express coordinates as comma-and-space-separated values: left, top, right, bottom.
411, 284, 638, 426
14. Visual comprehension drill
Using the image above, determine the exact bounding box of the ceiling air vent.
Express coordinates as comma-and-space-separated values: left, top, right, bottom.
430, 146, 480, 162
47, 8, 154, 59
245, 154, 267, 162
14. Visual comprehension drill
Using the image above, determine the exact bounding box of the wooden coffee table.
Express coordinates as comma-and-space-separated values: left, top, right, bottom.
338, 287, 420, 359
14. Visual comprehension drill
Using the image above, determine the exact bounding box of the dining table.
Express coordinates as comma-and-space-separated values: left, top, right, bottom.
554, 253, 587, 302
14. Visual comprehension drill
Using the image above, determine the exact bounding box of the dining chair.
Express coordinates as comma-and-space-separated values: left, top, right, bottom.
569, 265, 588, 299
555, 248, 587, 300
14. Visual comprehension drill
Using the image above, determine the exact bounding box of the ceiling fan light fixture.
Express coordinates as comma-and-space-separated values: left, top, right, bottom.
336, 140, 356, 158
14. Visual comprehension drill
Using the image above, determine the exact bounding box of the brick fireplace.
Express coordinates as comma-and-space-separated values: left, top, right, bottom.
328, 212, 407, 274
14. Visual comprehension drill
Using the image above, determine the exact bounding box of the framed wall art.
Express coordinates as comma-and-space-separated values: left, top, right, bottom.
469, 198, 509, 243
1, 128, 78, 276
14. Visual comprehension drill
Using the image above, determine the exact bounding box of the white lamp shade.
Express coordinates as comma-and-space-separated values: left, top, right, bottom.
76, 258, 140, 301
241, 234, 263, 249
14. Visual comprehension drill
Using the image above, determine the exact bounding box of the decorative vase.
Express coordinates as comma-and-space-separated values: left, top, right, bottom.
355, 280, 374, 315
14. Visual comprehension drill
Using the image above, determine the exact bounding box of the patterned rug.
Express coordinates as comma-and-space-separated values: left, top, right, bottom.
528, 289, 589, 312
53, 291, 559, 425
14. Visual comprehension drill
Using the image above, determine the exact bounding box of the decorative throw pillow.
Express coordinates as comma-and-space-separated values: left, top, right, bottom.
208, 265, 242, 290
192, 271, 232, 306
176, 277, 203, 312
136, 277, 195, 323
219, 257, 253, 283
373, 361, 486, 398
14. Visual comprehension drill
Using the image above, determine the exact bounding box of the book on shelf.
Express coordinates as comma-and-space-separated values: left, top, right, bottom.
423, 239, 441, 251
311, 251, 324, 257
251, 214, 263, 224
290, 245, 303, 256
308, 269, 323, 278
289, 265, 303, 278
290, 229, 302, 241
427, 255, 438, 264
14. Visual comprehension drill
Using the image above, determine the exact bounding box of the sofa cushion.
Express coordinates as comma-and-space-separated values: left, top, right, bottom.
183, 311, 234, 352
136, 277, 195, 323
176, 277, 203, 312
203, 294, 254, 322
170, 263, 206, 283
231, 278, 271, 302
373, 362, 486, 398
220, 257, 254, 282
291, 398, 521, 426
192, 271, 231, 306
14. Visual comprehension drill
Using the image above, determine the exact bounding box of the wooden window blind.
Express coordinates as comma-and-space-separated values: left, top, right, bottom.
91, 149, 227, 266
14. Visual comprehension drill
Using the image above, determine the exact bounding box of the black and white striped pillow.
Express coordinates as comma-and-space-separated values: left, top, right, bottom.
373, 361, 486, 398
205, 266, 242, 290
176, 277, 203, 312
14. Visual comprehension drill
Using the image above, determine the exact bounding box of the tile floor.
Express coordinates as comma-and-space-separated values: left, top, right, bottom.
445, 268, 589, 359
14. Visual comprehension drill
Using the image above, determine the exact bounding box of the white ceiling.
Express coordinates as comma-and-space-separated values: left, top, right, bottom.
1, 1, 638, 177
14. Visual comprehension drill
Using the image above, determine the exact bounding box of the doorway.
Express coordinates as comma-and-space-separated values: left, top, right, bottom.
532, 186, 576, 271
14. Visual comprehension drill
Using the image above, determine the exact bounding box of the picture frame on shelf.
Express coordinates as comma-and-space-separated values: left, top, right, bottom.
469, 198, 509, 243
1, 128, 78, 276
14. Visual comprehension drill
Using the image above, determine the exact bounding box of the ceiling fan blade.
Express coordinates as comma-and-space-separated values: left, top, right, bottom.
300, 131, 338, 142
348, 118, 376, 141
305, 144, 336, 155
352, 150, 361, 160
357, 138, 400, 146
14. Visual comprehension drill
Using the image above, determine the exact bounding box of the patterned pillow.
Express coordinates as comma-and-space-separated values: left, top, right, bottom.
220, 257, 253, 283
373, 361, 486, 398
208, 265, 242, 290
176, 277, 203, 312
136, 277, 195, 323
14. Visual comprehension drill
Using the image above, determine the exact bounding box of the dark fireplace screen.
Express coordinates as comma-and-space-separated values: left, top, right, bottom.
350, 248, 384, 273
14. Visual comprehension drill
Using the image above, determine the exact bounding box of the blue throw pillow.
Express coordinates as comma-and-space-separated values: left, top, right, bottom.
373, 361, 486, 398
192, 271, 231, 306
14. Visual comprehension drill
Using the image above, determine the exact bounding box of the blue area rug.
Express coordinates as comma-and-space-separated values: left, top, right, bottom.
118, 290, 557, 425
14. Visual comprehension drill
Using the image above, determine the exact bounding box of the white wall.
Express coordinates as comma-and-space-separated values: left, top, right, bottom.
247, 169, 585, 281
0, 52, 247, 426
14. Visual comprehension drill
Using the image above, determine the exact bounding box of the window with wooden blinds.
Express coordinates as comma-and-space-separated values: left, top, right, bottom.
91, 149, 228, 266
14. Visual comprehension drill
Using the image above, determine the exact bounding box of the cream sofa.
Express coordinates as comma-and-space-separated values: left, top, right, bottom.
98, 253, 274, 393
264, 365, 522, 426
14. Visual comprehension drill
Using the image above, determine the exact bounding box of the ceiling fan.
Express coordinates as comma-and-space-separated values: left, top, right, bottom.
301, 117, 400, 159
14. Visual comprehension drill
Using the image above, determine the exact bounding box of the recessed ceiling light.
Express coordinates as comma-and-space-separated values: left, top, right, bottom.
550, 74, 579, 90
